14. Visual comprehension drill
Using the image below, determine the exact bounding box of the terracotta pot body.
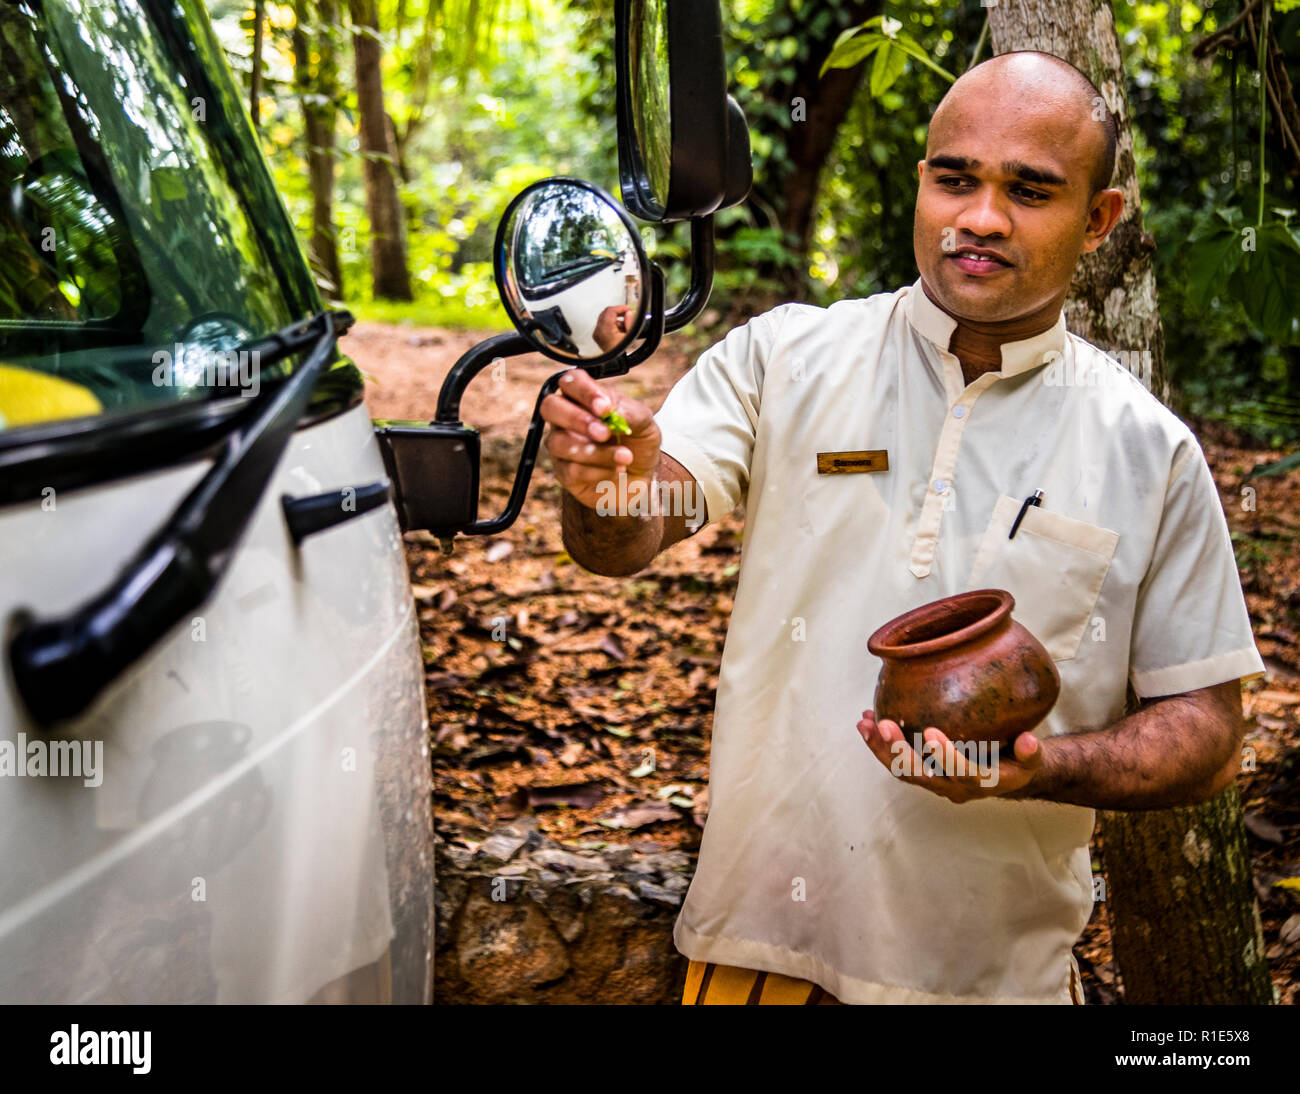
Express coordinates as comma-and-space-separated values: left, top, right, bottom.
867, 589, 1060, 748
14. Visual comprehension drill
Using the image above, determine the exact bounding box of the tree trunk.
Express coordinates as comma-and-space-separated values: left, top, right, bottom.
349, 0, 412, 301
777, 58, 871, 294
1101, 783, 1272, 1004
989, 0, 1272, 1005
292, 0, 344, 300
751, 0, 878, 298
988, 0, 1167, 400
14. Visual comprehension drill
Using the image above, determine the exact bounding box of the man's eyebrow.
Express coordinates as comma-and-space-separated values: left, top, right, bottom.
1002, 160, 1067, 187
926, 154, 974, 171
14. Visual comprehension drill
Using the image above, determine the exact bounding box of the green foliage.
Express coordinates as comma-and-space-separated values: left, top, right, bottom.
821, 14, 955, 92
601, 407, 631, 435
1183, 211, 1300, 345
1118, 0, 1300, 444
217, 0, 613, 327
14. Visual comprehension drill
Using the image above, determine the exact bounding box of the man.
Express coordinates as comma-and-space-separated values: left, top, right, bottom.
539, 51, 1265, 1005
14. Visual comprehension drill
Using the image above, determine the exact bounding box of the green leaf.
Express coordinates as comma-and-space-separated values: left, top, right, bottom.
1189, 206, 1243, 240
1182, 227, 1246, 311
820, 34, 882, 77
889, 33, 936, 67
886, 31, 956, 83
602, 407, 631, 435
869, 40, 908, 98
1228, 226, 1300, 343
828, 24, 862, 52
1246, 450, 1300, 480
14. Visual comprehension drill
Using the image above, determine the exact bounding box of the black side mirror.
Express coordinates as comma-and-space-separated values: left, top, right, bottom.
616, 0, 753, 223
376, 0, 754, 552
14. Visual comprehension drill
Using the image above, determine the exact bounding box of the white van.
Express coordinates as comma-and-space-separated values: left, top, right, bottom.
0, 0, 748, 1002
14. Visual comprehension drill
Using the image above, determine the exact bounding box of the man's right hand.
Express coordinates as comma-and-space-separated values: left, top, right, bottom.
541, 368, 660, 512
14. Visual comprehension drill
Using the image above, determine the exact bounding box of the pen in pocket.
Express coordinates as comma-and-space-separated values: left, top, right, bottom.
1009, 489, 1044, 540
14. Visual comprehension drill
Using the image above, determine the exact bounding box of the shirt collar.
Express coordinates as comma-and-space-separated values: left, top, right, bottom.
904, 277, 1066, 378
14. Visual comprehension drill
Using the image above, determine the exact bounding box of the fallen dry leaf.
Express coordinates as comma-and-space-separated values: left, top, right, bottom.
599, 801, 678, 830
528, 781, 607, 810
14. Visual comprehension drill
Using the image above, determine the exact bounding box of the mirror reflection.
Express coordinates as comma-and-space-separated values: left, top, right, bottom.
629, 0, 672, 208
497, 180, 645, 360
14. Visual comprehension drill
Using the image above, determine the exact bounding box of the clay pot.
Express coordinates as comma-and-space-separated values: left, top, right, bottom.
867, 589, 1060, 747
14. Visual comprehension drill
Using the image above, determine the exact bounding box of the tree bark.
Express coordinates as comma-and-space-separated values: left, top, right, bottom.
988, 0, 1167, 400
292, 0, 345, 300
777, 58, 871, 294
1101, 783, 1272, 1004
349, 0, 412, 301
989, 0, 1272, 1005
751, 0, 879, 298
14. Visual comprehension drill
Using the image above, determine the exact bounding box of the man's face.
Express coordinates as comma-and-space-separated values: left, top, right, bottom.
913, 86, 1112, 323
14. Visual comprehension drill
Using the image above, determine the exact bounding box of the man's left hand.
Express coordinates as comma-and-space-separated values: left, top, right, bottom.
856, 710, 1044, 803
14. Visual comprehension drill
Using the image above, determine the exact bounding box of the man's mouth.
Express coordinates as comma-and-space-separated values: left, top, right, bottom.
945, 247, 1012, 276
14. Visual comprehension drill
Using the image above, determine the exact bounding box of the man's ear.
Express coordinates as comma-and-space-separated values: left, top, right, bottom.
916, 160, 926, 182
1081, 188, 1124, 254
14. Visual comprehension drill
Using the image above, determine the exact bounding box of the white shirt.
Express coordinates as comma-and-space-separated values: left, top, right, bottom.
652, 279, 1265, 1004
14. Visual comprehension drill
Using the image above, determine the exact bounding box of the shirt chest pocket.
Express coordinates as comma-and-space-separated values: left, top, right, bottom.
964, 495, 1119, 662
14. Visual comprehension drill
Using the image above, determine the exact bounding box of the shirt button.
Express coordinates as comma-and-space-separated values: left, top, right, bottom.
952, 405, 966, 419
933, 479, 948, 494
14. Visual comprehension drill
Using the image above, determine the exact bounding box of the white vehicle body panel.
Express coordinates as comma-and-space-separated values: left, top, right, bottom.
0, 402, 433, 1002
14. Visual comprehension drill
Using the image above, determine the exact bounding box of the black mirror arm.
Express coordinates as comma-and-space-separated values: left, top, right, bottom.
435, 331, 535, 424
466, 265, 666, 536
663, 215, 715, 333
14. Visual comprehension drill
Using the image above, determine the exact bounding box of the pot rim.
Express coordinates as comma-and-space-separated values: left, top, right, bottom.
868, 588, 1014, 660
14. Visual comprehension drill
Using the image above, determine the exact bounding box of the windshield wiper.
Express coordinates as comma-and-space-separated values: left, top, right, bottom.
9, 308, 354, 725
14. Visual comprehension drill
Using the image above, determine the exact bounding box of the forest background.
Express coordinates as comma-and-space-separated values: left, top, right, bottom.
210, 0, 1300, 450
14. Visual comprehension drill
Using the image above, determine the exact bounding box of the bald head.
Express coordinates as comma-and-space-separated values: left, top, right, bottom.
931, 51, 1117, 196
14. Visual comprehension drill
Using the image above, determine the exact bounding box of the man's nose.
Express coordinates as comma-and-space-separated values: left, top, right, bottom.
953, 185, 1011, 238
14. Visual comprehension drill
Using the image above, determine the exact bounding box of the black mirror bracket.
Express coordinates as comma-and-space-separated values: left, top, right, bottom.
663, 215, 716, 333
467, 262, 666, 540
435, 331, 535, 425
378, 264, 668, 554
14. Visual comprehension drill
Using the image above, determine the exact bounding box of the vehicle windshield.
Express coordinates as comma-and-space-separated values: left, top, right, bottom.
0, 0, 314, 432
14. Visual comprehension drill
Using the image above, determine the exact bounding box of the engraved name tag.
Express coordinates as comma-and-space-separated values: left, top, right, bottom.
816, 450, 889, 475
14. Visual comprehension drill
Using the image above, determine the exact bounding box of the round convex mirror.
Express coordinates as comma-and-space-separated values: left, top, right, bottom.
494, 178, 648, 364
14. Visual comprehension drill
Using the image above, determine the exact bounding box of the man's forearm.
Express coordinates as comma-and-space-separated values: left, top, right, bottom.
1015, 687, 1241, 810
561, 489, 663, 576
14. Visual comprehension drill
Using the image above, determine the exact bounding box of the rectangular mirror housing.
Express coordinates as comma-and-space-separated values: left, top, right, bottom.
617, 0, 751, 222
374, 422, 480, 535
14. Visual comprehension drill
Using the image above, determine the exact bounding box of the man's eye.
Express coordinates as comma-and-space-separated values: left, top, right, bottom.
938, 176, 971, 189
1013, 186, 1047, 201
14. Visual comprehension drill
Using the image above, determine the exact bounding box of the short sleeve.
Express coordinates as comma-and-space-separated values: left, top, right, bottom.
652, 307, 786, 529
1128, 440, 1266, 698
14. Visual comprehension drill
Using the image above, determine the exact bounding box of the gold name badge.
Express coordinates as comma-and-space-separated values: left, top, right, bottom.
816, 450, 889, 475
